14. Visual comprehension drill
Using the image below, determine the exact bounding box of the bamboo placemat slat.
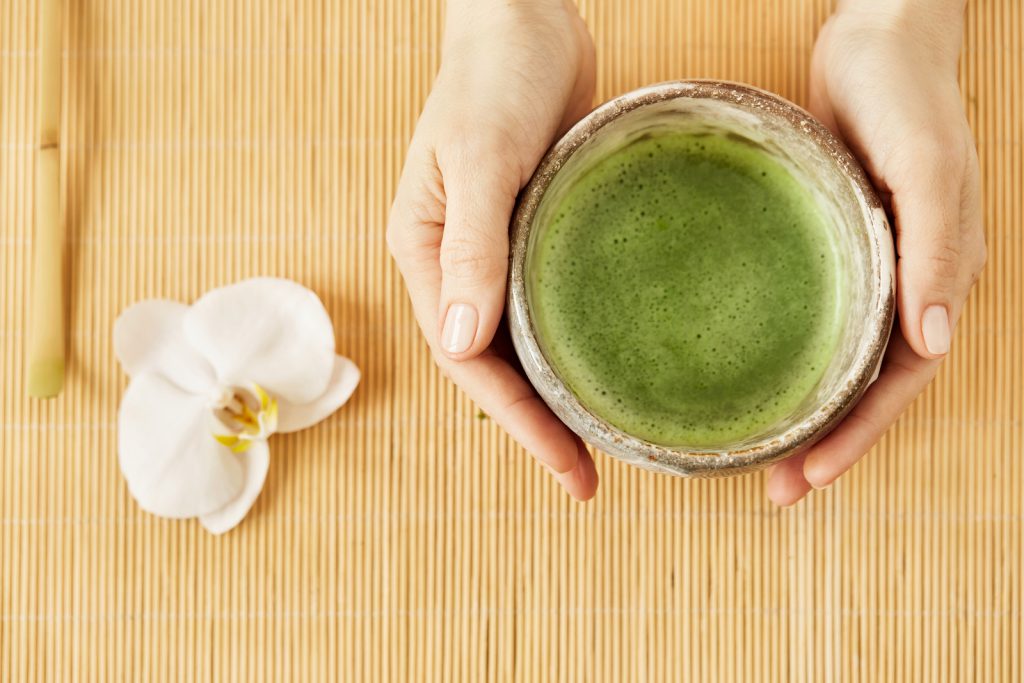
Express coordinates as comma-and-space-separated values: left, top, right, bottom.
1, 0, 1021, 680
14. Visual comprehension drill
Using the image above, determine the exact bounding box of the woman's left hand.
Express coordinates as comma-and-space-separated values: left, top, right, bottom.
767, 0, 987, 506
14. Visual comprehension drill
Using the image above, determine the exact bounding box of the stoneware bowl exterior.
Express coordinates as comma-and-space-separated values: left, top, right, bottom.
508, 80, 896, 478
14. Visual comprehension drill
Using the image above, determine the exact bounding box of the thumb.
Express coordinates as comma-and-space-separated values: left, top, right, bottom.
889, 145, 964, 359
436, 145, 520, 360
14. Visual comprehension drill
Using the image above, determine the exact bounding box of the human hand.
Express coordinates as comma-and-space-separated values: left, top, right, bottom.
387, 0, 598, 499
768, 0, 986, 505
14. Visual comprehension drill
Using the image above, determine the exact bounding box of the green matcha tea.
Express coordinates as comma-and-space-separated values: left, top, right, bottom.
528, 131, 843, 447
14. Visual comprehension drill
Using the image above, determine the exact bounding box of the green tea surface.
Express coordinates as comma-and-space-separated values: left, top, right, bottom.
529, 131, 843, 447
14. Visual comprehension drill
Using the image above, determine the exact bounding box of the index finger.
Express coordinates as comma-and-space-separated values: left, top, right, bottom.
801, 334, 941, 489
765, 334, 941, 506
443, 349, 598, 498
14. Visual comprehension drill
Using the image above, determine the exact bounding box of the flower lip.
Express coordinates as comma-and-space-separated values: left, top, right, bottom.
212, 383, 279, 451
208, 385, 237, 410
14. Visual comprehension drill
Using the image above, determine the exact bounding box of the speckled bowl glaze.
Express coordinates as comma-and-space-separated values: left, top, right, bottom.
508, 80, 896, 478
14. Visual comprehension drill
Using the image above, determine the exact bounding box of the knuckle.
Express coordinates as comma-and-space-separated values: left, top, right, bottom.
390, 175, 446, 225
385, 217, 423, 267
926, 239, 962, 282
439, 236, 507, 284
400, 190, 445, 228
387, 152, 447, 263
387, 199, 445, 271
897, 232, 962, 285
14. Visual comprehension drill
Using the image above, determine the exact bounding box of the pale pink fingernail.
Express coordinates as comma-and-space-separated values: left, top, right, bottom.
804, 463, 831, 490
922, 305, 951, 355
441, 303, 478, 355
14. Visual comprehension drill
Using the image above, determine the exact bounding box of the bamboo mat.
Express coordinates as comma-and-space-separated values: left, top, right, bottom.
1, 0, 1022, 680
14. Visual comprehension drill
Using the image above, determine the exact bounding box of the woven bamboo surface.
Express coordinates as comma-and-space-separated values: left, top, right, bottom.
2, 0, 1022, 680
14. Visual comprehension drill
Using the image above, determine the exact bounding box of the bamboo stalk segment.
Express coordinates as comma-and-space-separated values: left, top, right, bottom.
27, 0, 64, 398
37, 0, 61, 148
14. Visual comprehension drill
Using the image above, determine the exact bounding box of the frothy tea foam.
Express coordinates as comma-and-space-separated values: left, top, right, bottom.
528, 131, 843, 447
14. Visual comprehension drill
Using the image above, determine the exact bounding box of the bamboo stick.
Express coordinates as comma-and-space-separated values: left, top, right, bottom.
27, 0, 64, 398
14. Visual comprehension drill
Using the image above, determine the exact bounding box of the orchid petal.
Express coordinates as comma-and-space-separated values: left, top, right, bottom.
118, 373, 245, 518
114, 300, 215, 393
277, 355, 361, 433
199, 440, 270, 535
183, 278, 336, 404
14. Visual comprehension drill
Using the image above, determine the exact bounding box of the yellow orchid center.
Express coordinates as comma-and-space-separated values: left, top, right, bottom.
211, 383, 278, 453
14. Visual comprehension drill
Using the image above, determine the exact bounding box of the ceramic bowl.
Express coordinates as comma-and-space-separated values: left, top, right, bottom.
507, 80, 896, 478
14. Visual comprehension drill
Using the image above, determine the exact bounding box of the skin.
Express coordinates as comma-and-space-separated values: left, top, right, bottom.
387, 0, 599, 499
387, 0, 986, 504
766, 0, 986, 506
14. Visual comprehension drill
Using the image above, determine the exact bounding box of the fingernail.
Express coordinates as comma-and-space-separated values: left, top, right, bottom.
804, 464, 830, 490
922, 305, 951, 355
441, 303, 478, 355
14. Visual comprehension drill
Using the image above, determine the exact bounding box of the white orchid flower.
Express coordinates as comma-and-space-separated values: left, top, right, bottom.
114, 278, 359, 534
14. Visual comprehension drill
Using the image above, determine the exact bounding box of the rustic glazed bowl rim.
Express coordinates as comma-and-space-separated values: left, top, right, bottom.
507, 80, 896, 477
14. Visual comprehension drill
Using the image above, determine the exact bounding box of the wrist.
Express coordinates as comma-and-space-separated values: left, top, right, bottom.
831, 0, 965, 65
836, 0, 965, 20
445, 0, 567, 31
448, 0, 565, 10
442, 0, 573, 56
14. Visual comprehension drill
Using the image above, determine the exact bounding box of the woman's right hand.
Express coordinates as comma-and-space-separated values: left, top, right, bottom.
387, 0, 599, 499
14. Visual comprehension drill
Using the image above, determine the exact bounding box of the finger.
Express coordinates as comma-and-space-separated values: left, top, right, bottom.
436, 141, 520, 361
888, 137, 967, 361
766, 452, 812, 507
550, 439, 599, 501
444, 349, 582, 477
802, 334, 941, 489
